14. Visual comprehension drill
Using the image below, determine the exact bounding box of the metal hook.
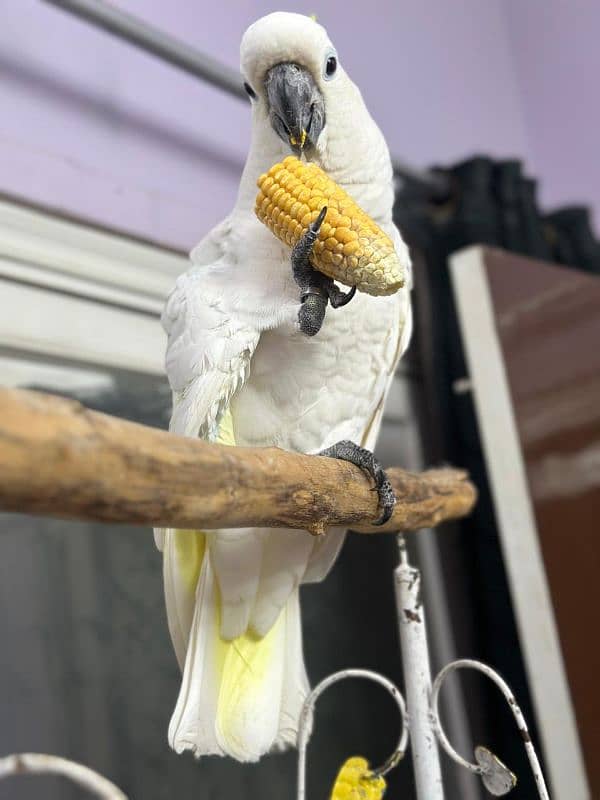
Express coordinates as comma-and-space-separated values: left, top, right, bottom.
296, 668, 409, 800
430, 659, 551, 799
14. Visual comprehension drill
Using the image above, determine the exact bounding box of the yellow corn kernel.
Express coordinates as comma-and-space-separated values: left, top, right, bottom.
255, 156, 404, 296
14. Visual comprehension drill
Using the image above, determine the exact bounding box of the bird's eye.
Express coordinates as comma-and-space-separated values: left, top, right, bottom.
244, 81, 257, 100
323, 51, 338, 80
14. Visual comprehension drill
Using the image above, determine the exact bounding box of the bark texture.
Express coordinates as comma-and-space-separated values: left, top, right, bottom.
0, 388, 476, 534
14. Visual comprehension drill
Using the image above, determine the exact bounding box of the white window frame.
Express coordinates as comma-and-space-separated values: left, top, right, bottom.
0, 197, 188, 380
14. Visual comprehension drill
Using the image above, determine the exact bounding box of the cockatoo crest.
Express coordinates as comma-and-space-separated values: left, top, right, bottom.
241, 12, 340, 101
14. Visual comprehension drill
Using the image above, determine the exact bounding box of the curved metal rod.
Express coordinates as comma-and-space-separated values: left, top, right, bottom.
297, 668, 408, 800
0, 752, 127, 799
431, 659, 550, 799
41, 0, 247, 100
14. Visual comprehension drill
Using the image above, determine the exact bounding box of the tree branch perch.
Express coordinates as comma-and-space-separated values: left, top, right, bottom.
0, 388, 476, 534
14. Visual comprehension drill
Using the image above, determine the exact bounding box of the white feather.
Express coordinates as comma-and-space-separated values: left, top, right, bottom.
162, 268, 260, 440
209, 528, 265, 639
250, 529, 314, 636
168, 553, 223, 756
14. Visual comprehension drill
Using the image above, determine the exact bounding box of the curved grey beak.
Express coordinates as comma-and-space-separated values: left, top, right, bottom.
265, 62, 325, 152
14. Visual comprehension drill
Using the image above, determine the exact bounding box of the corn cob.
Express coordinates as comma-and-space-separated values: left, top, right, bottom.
329, 757, 387, 800
255, 156, 404, 296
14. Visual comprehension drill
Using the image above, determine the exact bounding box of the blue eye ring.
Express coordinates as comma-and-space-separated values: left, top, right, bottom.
323, 49, 338, 81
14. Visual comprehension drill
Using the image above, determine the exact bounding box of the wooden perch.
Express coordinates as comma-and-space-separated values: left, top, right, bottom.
0, 388, 476, 534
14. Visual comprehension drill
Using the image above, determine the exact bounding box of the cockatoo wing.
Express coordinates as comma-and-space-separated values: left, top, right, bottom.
154, 261, 260, 667
163, 270, 260, 441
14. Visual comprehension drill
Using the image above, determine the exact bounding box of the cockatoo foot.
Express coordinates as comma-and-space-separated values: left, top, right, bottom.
319, 439, 396, 525
292, 206, 356, 336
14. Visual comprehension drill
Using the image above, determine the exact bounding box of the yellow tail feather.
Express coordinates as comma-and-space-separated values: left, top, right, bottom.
174, 408, 283, 757
172, 407, 235, 591
216, 607, 285, 757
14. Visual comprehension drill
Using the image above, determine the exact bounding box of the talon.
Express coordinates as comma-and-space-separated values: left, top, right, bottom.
328, 284, 356, 309
372, 495, 396, 526
311, 205, 327, 233
319, 439, 396, 525
371, 474, 396, 525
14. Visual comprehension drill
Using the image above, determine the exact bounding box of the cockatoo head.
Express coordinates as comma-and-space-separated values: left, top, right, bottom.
240, 12, 353, 157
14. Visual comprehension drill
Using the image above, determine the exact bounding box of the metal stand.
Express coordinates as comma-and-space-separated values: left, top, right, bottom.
297, 534, 552, 799
395, 535, 445, 797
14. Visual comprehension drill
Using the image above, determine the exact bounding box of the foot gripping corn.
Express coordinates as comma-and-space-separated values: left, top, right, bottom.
255, 156, 404, 296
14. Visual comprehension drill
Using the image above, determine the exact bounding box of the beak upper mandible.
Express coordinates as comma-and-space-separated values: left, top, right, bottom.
265, 62, 325, 152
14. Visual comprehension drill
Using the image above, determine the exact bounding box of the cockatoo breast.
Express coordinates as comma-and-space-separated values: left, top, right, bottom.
228, 58, 404, 455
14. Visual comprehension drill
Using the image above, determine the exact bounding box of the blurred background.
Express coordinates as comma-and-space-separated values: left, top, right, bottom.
0, 1, 598, 799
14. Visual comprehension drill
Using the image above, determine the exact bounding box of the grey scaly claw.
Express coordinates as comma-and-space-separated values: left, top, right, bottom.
319, 439, 396, 525
292, 206, 329, 336
291, 207, 356, 335
327, 284, 357, 309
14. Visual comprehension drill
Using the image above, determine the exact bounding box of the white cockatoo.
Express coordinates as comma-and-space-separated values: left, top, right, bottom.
154, 11, 412, 763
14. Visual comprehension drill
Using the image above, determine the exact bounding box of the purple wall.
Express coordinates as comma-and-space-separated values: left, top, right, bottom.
0, 1, 595, 250
504, 0, 600, 229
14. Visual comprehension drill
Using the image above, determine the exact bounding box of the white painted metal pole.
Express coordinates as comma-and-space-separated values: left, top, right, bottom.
395, 534, 445, 798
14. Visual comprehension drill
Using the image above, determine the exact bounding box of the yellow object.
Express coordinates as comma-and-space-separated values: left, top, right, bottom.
289, 129, 308, 148
172, 408, 235, 593
215, 604, 285, 756
255, 156, 404, 296
330, 757, 387, 799
173, 528, 205, 592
